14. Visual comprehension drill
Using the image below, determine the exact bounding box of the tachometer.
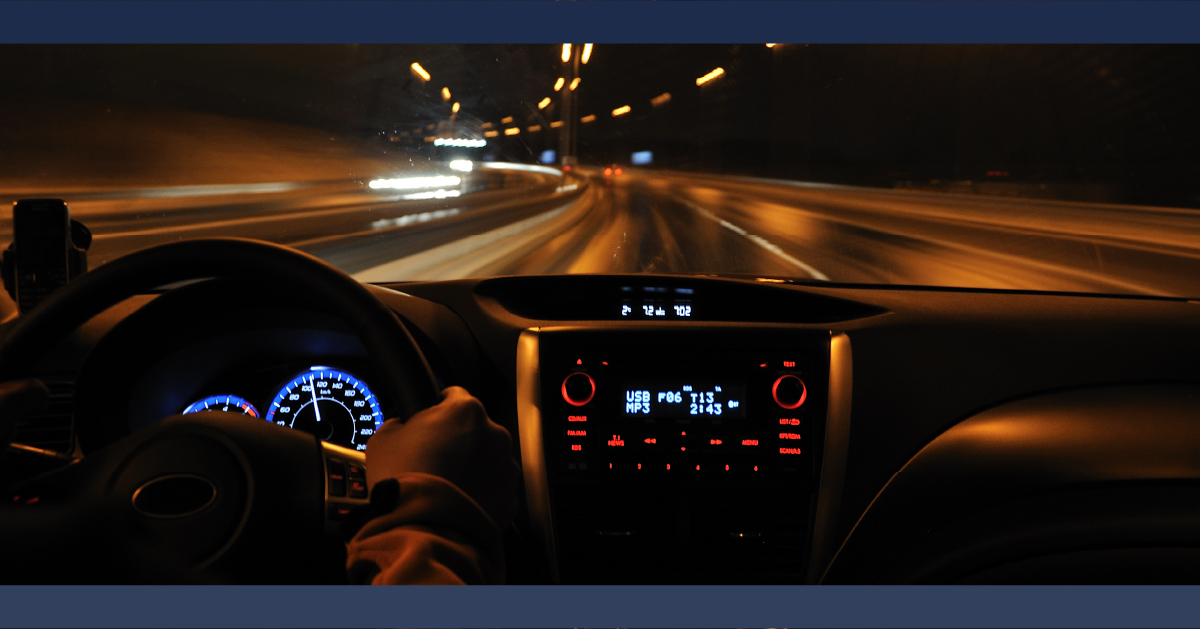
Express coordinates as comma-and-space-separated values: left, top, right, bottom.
182, 394, 259, 417
266, 366, 383, 450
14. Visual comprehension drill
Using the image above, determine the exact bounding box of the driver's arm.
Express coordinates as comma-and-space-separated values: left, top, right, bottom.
344, 386, 519, 585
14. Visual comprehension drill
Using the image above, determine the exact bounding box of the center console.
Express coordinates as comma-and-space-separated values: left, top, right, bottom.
517, 326, 844, 584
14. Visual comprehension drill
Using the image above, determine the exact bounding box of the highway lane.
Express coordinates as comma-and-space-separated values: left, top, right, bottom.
0, 164, 572, 268
5, 165, 1200, 299
433, 169, 1200, 298
649, 171, 1200, 296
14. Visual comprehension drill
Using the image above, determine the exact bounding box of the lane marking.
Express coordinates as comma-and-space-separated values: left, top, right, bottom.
352, 199, 581, 282
369, 208, 460, 230
680, 200, 829, 281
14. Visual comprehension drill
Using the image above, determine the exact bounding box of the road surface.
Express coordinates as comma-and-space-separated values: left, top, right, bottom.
5, 164, 1200, 298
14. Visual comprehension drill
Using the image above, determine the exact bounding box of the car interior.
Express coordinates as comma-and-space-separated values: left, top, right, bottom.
3, 42, 1200, 587
4, 232, 1200, 584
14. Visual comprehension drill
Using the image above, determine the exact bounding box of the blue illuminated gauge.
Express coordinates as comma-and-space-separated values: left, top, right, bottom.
182, 395, 259, 418
266, 367, 383, 451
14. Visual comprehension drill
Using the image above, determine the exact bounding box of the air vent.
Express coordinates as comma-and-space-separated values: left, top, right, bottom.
12, 380, 74, 453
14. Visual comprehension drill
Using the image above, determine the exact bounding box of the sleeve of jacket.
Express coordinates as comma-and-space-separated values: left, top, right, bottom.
344, 472, 506, 585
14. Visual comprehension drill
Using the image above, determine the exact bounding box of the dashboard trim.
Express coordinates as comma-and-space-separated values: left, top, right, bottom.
516, 328, 559, 583
809, 331, 852, 583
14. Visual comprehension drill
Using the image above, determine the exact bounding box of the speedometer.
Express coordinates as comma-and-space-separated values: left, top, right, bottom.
265, 366, 383, 451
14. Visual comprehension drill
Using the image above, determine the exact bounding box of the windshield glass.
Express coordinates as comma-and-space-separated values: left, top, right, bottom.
3, 44, 1198, 295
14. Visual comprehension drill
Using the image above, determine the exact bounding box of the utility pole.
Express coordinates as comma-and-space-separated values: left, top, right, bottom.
559, 44, 581, 168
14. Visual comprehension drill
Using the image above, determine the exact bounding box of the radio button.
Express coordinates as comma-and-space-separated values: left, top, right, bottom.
772, 375, 807, 409
562, 372, 596, 406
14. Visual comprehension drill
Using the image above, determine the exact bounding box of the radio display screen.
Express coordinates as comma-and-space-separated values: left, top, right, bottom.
622, 382, 747, 419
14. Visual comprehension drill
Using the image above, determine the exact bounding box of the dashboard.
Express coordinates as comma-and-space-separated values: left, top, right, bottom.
11, 272, 1200, 584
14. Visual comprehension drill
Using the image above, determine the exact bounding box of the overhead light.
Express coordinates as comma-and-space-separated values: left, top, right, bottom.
528, 125, 542, 132
561, 44, 572, 63
441, 87, 451, 101
449, 160, 473, 172
766, 43, 777, 48
368, 175, 461, 190
538, 97, 551, 109
569, 77, 581, 90
484, 130, 500, 138
424, 136, 437, 142
410, 62, 431, 81
504, 127, 520, 136
481, 122, 494, 129
550, 120, 565, 128
451, 102, 460, 113
501, 116, 514, 124
580, 114, 596, 123
433, 138, 486, 147
582, 44, 593, 64
650, 92, 671, 106
611, 105, 631, 117
696, 67, 725, 86
554, 77, 565, 91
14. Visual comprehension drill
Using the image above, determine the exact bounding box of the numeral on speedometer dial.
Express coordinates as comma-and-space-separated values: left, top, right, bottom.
265, 367, 383, 451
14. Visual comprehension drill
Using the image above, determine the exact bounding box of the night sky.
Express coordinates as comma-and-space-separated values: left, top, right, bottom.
2, 44, 1198, 206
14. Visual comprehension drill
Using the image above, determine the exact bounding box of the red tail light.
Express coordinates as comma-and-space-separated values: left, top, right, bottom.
604, 167, 612, 176
615, 168, 623, 175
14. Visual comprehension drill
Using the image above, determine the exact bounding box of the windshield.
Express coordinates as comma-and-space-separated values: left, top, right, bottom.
2, 44, 1199, 296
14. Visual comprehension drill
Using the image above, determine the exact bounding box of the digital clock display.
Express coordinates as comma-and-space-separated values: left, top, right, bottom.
622, 382, 746, 418
619, 286, 694, 319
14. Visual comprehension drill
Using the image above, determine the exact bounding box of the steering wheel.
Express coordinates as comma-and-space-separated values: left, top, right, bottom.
0, 238, 442, 583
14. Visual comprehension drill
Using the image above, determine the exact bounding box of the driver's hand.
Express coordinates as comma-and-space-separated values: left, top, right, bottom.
365, 386, 519, 528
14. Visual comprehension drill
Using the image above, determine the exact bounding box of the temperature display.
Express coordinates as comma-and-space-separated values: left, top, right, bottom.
620, 299, 693, 319
621, 382, 746, 418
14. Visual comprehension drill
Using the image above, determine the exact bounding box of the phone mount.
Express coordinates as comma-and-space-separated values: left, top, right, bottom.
2, 199, 92, 313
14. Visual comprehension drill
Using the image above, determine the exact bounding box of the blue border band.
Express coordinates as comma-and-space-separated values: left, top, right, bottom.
0, 1, 1199, 44
1, 585, 1199, 628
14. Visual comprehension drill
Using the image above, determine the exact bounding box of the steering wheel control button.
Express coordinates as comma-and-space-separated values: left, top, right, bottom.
327, 460, 347, 497
345, 463, 368, 498
562, 372, 596, 406
772, 374, 807, 409
131, 474, 217, 518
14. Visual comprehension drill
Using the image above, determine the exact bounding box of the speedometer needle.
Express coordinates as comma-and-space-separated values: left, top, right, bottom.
310, 375, 322, 423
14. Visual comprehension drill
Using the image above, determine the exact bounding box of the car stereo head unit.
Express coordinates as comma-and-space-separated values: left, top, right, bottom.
554, 355, 814, 477
526, 327, 832, 584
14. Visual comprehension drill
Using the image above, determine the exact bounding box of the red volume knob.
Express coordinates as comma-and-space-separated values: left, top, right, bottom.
562, 372, 596, 406
772, 375, 807, 409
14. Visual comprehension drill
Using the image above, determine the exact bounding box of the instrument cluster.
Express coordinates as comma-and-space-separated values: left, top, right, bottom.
180, 365, 384, 451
